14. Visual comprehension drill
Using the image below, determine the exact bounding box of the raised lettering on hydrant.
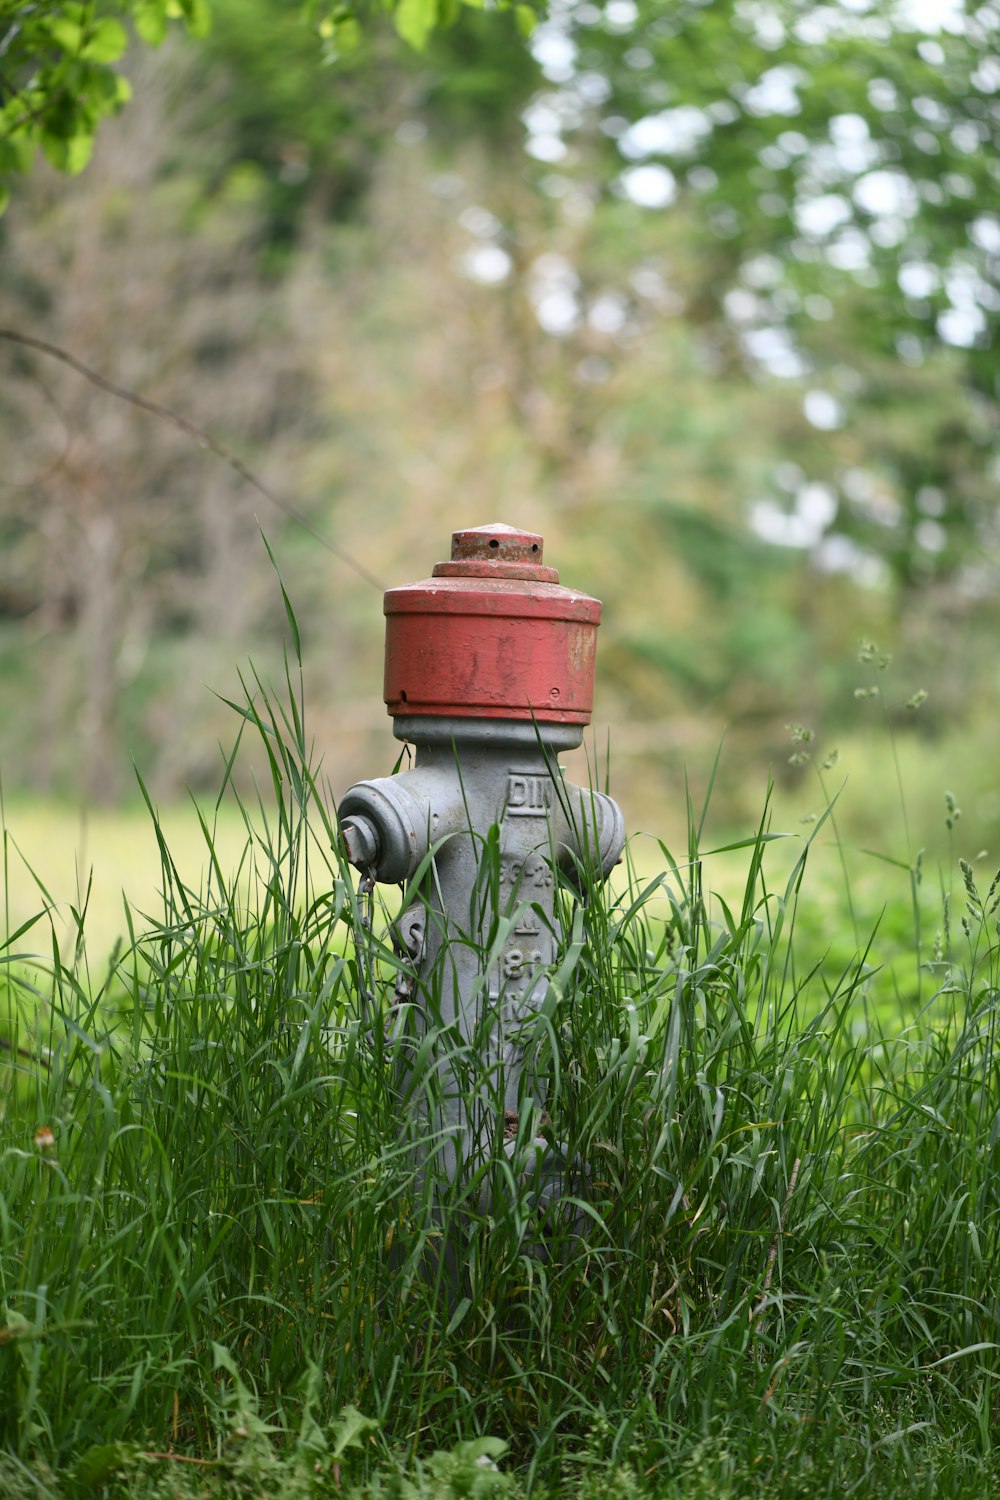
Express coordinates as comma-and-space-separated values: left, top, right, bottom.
337, 523, 625, 1194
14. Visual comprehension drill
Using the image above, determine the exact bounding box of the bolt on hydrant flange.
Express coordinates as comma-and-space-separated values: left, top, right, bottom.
337, 523, 625, 1200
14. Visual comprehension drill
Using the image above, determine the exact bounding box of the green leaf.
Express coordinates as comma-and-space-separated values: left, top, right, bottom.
133, 2, 170, 45
81, 18, 128, 62
180, 0, 213, 38
40, 130, 94, 175
445, 1295, 471, 1335
212, 1341, 239, 1378
3, 1309, 31, 1340
48, 17, 84, 52
3, 1309, 35, 1370
515, 4, 537, 35
332, 16, 362, 52
212, 1343, 280, 1437
0, 123, 35, 174
0, 183, 8, 217
0, 142, 21, 175
394, 0, 437, 50
68, 1442, 137, 1495
258, 530, 302, 664
452, 1436, 508, 1464
701, 833, 793, 855
330, 1404, 380, 1460
295, 1360, 327, 1459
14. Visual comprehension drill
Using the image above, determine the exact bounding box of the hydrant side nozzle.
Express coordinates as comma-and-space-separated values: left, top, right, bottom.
591, 790, 627, 880
340, 814, 381, 873
556, 785, 627, 884
338, 768, 471, 886
338, 777, 430, 885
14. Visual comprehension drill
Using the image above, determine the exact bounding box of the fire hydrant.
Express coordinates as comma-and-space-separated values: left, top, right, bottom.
337, 523, 625, 1196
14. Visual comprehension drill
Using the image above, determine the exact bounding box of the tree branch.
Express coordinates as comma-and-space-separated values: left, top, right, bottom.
0, 326, 387, 592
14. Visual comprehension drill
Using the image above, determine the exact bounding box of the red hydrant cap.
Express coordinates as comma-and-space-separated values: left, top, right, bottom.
383, 522, 602, 725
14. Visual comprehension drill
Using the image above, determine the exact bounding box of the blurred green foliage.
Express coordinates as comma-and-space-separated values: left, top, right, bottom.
0, 0, 210, 205
0, 0, 541, 220
0, 0, 995, 851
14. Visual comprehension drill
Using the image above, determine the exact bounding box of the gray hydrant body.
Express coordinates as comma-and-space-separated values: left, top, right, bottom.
338, 524, 625, 1187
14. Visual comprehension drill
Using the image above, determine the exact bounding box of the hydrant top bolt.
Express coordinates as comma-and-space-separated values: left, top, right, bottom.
433, 523, 559, 583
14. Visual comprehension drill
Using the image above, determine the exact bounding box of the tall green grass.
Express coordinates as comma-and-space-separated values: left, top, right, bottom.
1, 654, 998, 1498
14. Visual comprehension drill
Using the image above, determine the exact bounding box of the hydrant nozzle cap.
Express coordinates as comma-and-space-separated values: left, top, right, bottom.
432, 522, 559, 584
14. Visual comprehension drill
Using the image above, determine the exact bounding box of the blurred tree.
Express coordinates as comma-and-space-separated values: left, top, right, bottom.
496, 0, 999, 588
184, 0, 543, 245
0, 0, 997, 823
0, 0, 541, 215
0, 50, 323, 800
